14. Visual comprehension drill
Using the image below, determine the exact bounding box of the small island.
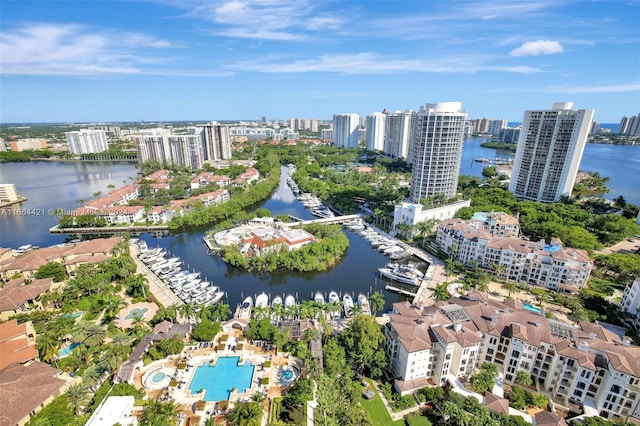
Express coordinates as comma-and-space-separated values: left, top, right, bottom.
207, 217, 349, 272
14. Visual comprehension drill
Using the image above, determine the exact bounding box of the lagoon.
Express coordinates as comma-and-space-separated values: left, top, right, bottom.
0, 142, 638, 310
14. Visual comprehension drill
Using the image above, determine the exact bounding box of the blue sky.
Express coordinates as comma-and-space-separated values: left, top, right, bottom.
1, 0, 639, 123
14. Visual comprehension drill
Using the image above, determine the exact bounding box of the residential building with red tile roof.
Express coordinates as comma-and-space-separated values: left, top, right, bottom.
0, 361, 69, 426
190, 172, 230, 189
0, 320, 38, 371
0, 278, 53, 321
70, 205, 145, 225
0, 237, 121, 280
436, 216, 592, 291
385, 292, 640, 422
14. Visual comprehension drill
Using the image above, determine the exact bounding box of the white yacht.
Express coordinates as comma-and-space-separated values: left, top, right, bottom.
343, 294, 354, 318
238, 296, 253, 319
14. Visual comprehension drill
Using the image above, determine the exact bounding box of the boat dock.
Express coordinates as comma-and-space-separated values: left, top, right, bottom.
384, 285, 417, 297
407, 247, 447, 306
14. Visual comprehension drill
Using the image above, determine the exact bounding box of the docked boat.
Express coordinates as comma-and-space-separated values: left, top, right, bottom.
343, 294, 354, 318
202, 291, 225, 306
255, 292, 269, 309
378, 264, 423, 286
238, 296, 253, 319
284, 294, 296, 308
314, 292, 325, 304
328, 291, 340, 304
271, 296, 283, 307
358, 294, 371, 316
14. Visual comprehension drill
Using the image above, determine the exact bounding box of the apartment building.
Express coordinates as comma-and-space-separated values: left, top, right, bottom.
136, 128, 206, 169
384, 110, 414, 162
436, 214, 592, 291
201, 122, 232, 161
365, 112, 386, 151
385, 293, 640, 422
410, 102, 467, 202
65, 129, 109, 154
10, 138, 47, 152
509, 102, 594, 203
620, 278, 640, 330
190, 172, 230, 189
332, 113, 361, 148
0, 184, 20, 202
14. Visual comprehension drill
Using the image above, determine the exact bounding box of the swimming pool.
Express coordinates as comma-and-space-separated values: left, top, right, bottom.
188, 356, 255, 401
523, 303, 542, 313
143, 367, 172, 389
58, 342, 80, 357
124, 307, 149, 320
151, 371, 167, 384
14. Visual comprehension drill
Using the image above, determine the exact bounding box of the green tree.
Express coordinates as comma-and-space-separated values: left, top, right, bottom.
226, 401, 262, 426
35, 261, 67, 282
430, 283, 450, 302
65, 383, 90, 416
339, 315, 387, 378
191, 318, 221, 341
515, 371, 532, 387
369, 291, 385, 316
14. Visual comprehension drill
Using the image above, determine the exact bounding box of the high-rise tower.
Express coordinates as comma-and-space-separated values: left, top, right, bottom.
365, 112, 386, 151
201, 122, 232, 161
410, 102, 466, 202
332, 113, 361, 148
384, 110, 414, 162
509, 102, 594, 203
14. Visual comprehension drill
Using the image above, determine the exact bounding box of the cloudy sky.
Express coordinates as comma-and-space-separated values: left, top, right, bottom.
1, 0, 638, 123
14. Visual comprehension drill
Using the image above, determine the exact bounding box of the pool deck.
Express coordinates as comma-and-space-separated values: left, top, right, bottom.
115, 302, 158, 329
135, 331, 300, 423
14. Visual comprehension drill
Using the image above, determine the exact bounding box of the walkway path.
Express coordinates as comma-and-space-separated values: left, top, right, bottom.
129, 242, 182, 307
370, 380, 422, 421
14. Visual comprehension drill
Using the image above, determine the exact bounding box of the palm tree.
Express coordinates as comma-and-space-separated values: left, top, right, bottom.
82, 364, 105, 392
37, 333, 61, 368
369, 292, 385, 316
502, 282, 517, 297
72, 321, 107, 348
207, 303, 232, 322
226, 401, 262, 426
140, 399, 182, 426
178, 303, 197, 323
66, 383, 90, 416
430, 283, 450, 302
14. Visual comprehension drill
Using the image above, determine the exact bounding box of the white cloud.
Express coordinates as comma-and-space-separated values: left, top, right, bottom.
229, 52, 543, 74
0, 22, 224, 77
552, 83, 640, 94
188, 0, 349, 41
509, 40, 564, 57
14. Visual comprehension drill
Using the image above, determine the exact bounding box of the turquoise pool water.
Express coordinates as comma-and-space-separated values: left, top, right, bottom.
281, 369, 293, 381
151, 371, 167, 384
59, 342, 80, 357
188, 356, 255, 401
523, 303, 542, 313
124, 307, 149, 320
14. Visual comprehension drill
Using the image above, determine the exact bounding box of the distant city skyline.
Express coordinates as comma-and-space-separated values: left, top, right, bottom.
1, 1, 638, 123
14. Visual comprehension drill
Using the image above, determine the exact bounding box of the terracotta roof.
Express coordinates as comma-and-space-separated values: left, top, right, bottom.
0, 278, 52, 312
484, 392, 510, 414
0, 319, 31, 342
0, 362, 67, 426
534, 411, 568, 426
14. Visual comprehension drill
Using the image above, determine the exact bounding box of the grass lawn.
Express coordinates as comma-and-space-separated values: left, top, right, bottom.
359, 379, 405, 426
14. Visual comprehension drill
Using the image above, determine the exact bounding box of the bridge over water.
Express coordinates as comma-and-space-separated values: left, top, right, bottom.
284, 214, 361, 227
